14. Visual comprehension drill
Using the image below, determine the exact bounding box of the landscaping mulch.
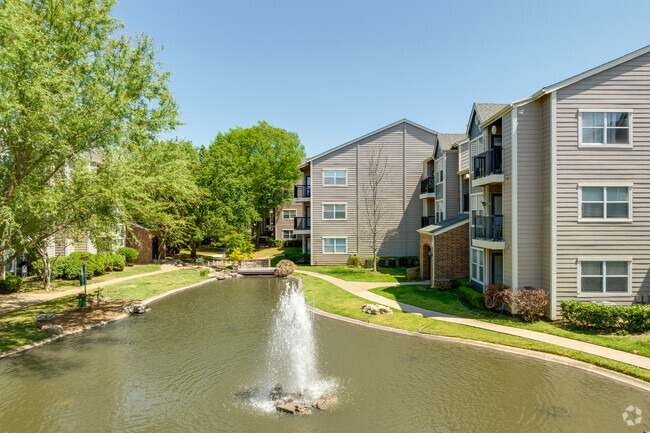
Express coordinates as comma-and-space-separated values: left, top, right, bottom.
50, 299, 133, 329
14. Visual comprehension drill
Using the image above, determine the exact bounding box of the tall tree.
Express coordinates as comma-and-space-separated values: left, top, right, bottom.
212, 122, 305, 246
0, 0, 183, 285
360, 146, 390, 272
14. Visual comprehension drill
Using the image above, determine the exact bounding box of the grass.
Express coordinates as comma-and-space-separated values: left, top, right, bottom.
20, 264, 162, 293
300, 274, 650, 383
254, 245, 301, 259
370, 285, 650, 358
176, 245, 223, 261
297, 265, 409, 282
0, 269, 210, 353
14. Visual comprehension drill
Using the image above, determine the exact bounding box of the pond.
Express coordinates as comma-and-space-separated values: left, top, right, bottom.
0, 277, 648, 432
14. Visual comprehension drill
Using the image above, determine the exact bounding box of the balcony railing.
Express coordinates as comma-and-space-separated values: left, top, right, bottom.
294, 216, 310, 231
420, 177, 435, 194
294, 184, 311, 199
472, 215, 503, 242
473, 147, 503, 179
421, 216, 436, 227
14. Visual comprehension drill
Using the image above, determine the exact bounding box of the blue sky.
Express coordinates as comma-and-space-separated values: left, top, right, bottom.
114, 0, 650, 155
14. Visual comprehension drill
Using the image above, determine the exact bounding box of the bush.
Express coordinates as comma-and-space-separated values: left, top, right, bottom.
514, 286, 549, 322
449, 278, 470, 290
283, 250, 310, 264
197, 257, 205, 265
199, 268, 209, 277
348, 255, 363, 268
458, 285, 485, 309
108, 253, 125, 271
374, 256, 418, 268
227, 248, 249, 262
0, 272, 22, 294
283, 239, 302, 248
483, 284, 513, 312
117, 247, 139, 265
561, 300, 650, 333
266, 239, 282, 248
275, 260, 296, 277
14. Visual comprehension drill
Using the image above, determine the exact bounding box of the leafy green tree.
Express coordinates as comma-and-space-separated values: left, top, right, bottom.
212, 121, 305, 246
0, 0, 187, 288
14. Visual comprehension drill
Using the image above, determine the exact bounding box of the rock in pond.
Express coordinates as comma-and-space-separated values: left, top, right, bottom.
41, 324, 64, 335
35, 313, 56, 328
121, 302, 148, 315
275, 401, 312, 415
361, 304, 392, 315
312, 393, 339, 411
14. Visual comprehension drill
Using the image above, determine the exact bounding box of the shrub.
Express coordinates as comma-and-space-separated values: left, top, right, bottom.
283, 250, 310, 264
108, 253, 125, 271
227, 248, 248, 262
197, 257, 205, 265
69, 251, 103, 276
561, 300, 650, 333
514, 286, 549, 322
199, 268, 209, 277
117, 247, 139, 265
483, 284, 513, 312
0, 272, 22, 294
275, 260, 296, 277
458, 285, 485, 309
374, 256, 418, 268
267, 239, 282, 247
449, 278, 470, 290
283, 239, 302, 248
222, 233, 254, 257
348, 255, 363, 268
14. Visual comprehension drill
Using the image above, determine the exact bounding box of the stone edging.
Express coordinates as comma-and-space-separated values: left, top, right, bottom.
0, 278, 214, 360
303, 296, 650, 393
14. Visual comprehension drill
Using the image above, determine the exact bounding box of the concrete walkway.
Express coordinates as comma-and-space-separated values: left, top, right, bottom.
0, 265, 179, 314
296, 269, 650, 370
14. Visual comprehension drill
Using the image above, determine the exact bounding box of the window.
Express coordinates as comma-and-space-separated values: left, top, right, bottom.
471, 248, 483, 283
323, 237, 347, 254
580, 111, 631, 146
323, 203, 346, 219
435, 200, 444, 223
282, 230, 296, 240
579, 186, 631, 220
323, 169, 347, 186
282, 209, 297, 220
579, 260, 630, 294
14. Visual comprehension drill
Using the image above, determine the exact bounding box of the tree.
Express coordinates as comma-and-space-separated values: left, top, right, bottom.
0, 0, 184, 287
212, 122, 305, 247
360, 146, 390, 272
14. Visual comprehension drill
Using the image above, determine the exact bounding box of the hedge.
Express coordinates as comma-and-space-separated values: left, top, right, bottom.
458, 285, 485, 309
0, 272, 22, 294
283, 251, 310, 264
561, 300, 650, 333
117, 247, 139, 265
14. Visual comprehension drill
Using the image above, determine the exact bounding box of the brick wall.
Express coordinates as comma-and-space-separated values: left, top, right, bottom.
433, 222, 469, 289
419, 233, 432, 282
126, 225, 166, 264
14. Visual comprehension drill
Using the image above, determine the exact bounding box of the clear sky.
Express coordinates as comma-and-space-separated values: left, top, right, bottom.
114, 0, 650, 156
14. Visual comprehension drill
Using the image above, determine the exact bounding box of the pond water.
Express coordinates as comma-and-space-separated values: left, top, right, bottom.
0, 277, 648, 433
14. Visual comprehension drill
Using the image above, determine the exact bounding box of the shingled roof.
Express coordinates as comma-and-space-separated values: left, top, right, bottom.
437, 133, 466, 151
474, 103, 509, 123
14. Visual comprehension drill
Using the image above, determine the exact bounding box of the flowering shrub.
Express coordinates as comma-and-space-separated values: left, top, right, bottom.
483, 284, 513, 312
514, 286, 548, 322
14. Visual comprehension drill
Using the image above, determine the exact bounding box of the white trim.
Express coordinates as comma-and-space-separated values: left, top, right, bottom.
416, 218, 469, 236
321, 168, 348, 187
322, 236, 348, 254
511, 108, 519, 290
577, 110, 633, 148
577, 185, 633, 222
550, 92, 557, 320
282, 209, 297, 220
577, 258, 632, 297
304, 119, 438, 164
321, 202, 347, 220
282, 229, 296, 240
470, 247, 485, 285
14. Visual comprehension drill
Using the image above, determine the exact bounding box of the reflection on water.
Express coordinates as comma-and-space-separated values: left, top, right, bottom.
0, 277, 648, 433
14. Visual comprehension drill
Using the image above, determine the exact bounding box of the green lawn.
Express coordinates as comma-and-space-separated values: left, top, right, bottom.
177, 246, 223, 261
370, 285, 650, 358
20, 264, 163, 293
0, 269, 210, 353
297, 265, 409, 282
300, 274, 650, 382
254, 245, 301, 259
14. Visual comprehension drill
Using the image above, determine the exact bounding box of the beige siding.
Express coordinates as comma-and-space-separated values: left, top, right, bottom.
310, 122, 435, 265
459, 142, 470, 173
502, 113, 513, 287
516, 101, 544, 288
275, 203, 302, 241
445, 151, 459, 218
540, 95, 552, 303
554, 51, 650, 309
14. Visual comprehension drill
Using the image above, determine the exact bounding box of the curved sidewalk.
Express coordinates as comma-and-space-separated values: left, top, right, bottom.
296, 269, 650, 370
0, 265, 179, 314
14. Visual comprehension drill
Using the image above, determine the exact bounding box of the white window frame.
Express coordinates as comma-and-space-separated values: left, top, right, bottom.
322, 237, 347, 254
577, 258, 632, 297
470, 247, 484, 284
322, 203, 347, 220
322, 168, 347, 187
578, 109, 633, 148
282, 230, 296, 240
282, 209, 297, 220
577, 183, 633, 223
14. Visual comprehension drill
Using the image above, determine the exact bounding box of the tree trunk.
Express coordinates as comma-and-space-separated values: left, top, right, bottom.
36, 246, 52, 291
0, 250, 5, 280
373, 255, 377, 273
190, 243, 198, 260
253, 222, 262, 248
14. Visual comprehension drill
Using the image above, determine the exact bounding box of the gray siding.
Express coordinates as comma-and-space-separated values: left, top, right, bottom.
554, 51, 650, 308
502, 113, 513, 287
445, 151, 459, 218
458, 142, 470, 173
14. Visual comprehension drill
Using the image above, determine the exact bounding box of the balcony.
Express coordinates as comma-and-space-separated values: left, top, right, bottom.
419, 177, 435, 199
472, 147, 504, 187
293, 216, 310, 234
421, 216, 436, 227
472, 215, 505, 249
294, 184, 311, 201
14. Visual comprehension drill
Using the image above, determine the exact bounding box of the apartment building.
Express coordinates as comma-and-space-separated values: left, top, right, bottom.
466, 46, 650, 318
272, 202, 303, 243
293, 119, 437, 264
